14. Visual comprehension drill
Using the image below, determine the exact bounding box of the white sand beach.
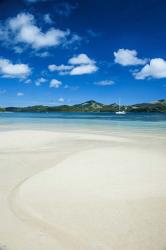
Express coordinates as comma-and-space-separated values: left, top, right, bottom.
0, 129, 166, 250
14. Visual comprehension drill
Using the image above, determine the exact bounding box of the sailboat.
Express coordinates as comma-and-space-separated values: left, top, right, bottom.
115, 98, 126, 114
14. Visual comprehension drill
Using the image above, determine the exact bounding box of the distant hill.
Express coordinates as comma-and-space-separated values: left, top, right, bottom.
72, 100, 104, 112
1, 99, 166, 112
128, 99, 166, 112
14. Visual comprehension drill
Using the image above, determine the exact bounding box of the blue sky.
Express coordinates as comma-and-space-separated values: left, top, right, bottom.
0, 0, 166, 106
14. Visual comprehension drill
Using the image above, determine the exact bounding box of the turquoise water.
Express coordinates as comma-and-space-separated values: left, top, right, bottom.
0, 112, 166, 135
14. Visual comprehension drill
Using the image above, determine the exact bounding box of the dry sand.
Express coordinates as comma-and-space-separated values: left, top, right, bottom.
0, 129, 166, 250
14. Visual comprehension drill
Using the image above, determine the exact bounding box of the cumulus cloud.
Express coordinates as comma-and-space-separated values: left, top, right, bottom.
114, 49, 146, 66
68, 54, 95, 65
50, 54, 98, 75
70, 64, 97, 75
49, 79, 62, 88
69, 54, 98, 75
35, 77, 46, 86
48, 64, 73, 72
48, 53, 98, 75
0, 58, 31, 78
94, 80, 115, 86
17, 92, 24, 96
134, 58, 166, 79
0, 12, 69, 50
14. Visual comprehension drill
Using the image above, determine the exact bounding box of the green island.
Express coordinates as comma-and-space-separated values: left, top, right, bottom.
0, 99, 166, 112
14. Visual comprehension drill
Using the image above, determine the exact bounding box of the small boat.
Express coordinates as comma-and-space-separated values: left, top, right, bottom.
115, 98, 126, 114
115, 110, 126, 114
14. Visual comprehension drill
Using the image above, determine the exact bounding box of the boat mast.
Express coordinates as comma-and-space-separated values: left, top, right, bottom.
118, 98, 120, 112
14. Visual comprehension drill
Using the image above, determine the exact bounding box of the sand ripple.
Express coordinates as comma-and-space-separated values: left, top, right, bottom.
11, 147, 166, 250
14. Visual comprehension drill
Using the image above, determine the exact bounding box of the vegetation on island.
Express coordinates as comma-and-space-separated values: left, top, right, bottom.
0, 99, 166, 112
0, 107, 5, 112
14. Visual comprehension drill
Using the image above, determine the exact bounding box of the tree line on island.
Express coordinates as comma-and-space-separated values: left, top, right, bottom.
0, 99, 166, 112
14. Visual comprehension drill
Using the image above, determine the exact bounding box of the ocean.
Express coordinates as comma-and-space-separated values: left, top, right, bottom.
0, 112, 166, 136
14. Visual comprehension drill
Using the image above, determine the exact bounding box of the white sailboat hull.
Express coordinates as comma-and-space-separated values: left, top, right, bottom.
115, 111, 126, 114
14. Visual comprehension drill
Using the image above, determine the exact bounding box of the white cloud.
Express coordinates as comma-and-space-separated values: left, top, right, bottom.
94, 80, 115, 86
134, 58, 166, 79
35, 77, 46, 86
44, 14, 53, 24
114, 49, 146, 66
49, 79, 62, 88
48, 64, 73, 72
17, 92, 24, 96
0, 58, 31, 78
58, 97, 64, 102
68, 53, 95, 65
48, 54, 98, 76
69, 54, 98, 75
70, 64, 98, 75
1, 13, 69, 49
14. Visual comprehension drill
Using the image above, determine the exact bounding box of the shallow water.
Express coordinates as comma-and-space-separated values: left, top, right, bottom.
0, 112, 166, 136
